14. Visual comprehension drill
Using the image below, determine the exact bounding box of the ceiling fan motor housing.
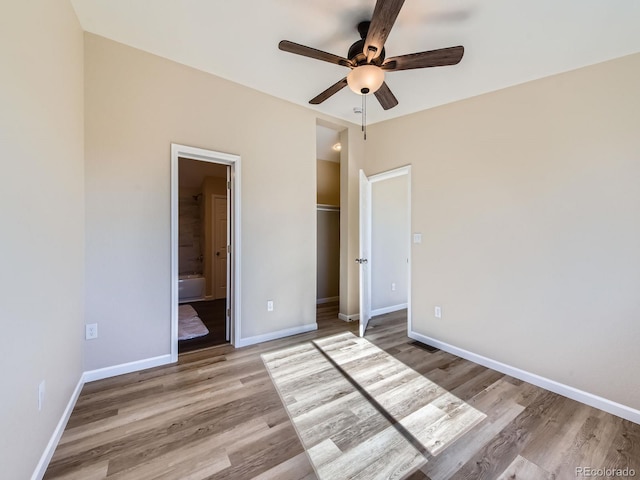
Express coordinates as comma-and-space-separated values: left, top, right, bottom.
349, 22, 385, 65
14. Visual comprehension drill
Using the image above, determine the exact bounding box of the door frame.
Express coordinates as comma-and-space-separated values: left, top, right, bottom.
170, 144, 241, 361
359, 165, 412, 336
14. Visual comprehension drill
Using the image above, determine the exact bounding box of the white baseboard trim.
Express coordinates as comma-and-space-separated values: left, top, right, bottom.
316, 296, 339, 305
33, 353, 178, 478
371, 303, 408, 317
338, 312, 359, 322
83, 354, 174, 383
235, 323, 318, 348
408, 329, 640, 425
31, 375, 85, 480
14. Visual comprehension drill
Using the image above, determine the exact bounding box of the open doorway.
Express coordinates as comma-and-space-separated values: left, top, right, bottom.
316, 124, 341, 314
358, 166, 411, 337
170, 144, 241, 361
176, 158, 228, 353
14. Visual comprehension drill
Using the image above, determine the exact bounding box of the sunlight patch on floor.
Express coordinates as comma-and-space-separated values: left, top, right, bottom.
262, 331, 486, 480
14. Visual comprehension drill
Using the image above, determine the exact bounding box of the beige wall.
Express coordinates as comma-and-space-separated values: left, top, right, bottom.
0, 1, 85, 478
84, 33, 362, 369
317, 159, 340, 206
366, 53, 640, 410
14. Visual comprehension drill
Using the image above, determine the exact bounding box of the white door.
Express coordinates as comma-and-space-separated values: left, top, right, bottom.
359, 170, 372, 337
213, 195, 228, 300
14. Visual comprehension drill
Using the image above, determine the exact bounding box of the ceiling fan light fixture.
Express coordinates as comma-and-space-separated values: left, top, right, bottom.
347, 65, 384, 95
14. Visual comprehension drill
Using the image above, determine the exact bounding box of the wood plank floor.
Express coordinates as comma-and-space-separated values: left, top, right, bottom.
45, 304, 640, 479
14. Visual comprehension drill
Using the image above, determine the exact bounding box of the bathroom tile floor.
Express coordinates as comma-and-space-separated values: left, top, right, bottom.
178, 299, 227, 353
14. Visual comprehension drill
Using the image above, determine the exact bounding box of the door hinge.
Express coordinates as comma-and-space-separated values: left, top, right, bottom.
227, 181, 230, 190
227, 308, 231, 318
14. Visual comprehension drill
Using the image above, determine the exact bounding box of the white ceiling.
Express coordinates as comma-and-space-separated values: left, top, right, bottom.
71, 0, 640, 125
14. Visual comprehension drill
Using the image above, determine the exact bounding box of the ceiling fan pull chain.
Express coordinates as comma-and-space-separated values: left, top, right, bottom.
362, 94, 367, 141
361, 94, 365, 133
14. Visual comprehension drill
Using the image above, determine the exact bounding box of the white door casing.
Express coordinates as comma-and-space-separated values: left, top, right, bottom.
224, 167, 231, 341
171, 144, 241, 360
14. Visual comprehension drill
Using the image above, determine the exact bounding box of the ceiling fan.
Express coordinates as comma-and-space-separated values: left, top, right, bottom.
278, 0, 464, 111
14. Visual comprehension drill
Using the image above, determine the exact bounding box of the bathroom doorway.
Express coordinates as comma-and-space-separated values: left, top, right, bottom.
171, 144, 240, 359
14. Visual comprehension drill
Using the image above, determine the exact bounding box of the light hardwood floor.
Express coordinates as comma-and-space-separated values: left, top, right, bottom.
45, 304, 640, 479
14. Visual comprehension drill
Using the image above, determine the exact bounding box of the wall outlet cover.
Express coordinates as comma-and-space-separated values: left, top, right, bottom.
86, 323, 98, 340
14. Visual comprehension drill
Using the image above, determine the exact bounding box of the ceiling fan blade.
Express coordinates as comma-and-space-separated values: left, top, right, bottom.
309, 77, 349, 105
374, 82, 398, 110
279, 40, 353, 68
364, 0, 406, 61
382, 46, 464, 71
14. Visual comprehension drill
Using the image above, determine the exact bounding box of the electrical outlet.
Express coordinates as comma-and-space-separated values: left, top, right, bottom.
38, 380, 45, 411
267, 300, 274, 312
86, 323, 98, 340
435, 306, 442, 319
391, 282, 396, 291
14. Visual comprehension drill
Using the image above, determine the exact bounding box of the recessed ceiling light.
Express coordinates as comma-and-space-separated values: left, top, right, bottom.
332, 143, 342, 152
